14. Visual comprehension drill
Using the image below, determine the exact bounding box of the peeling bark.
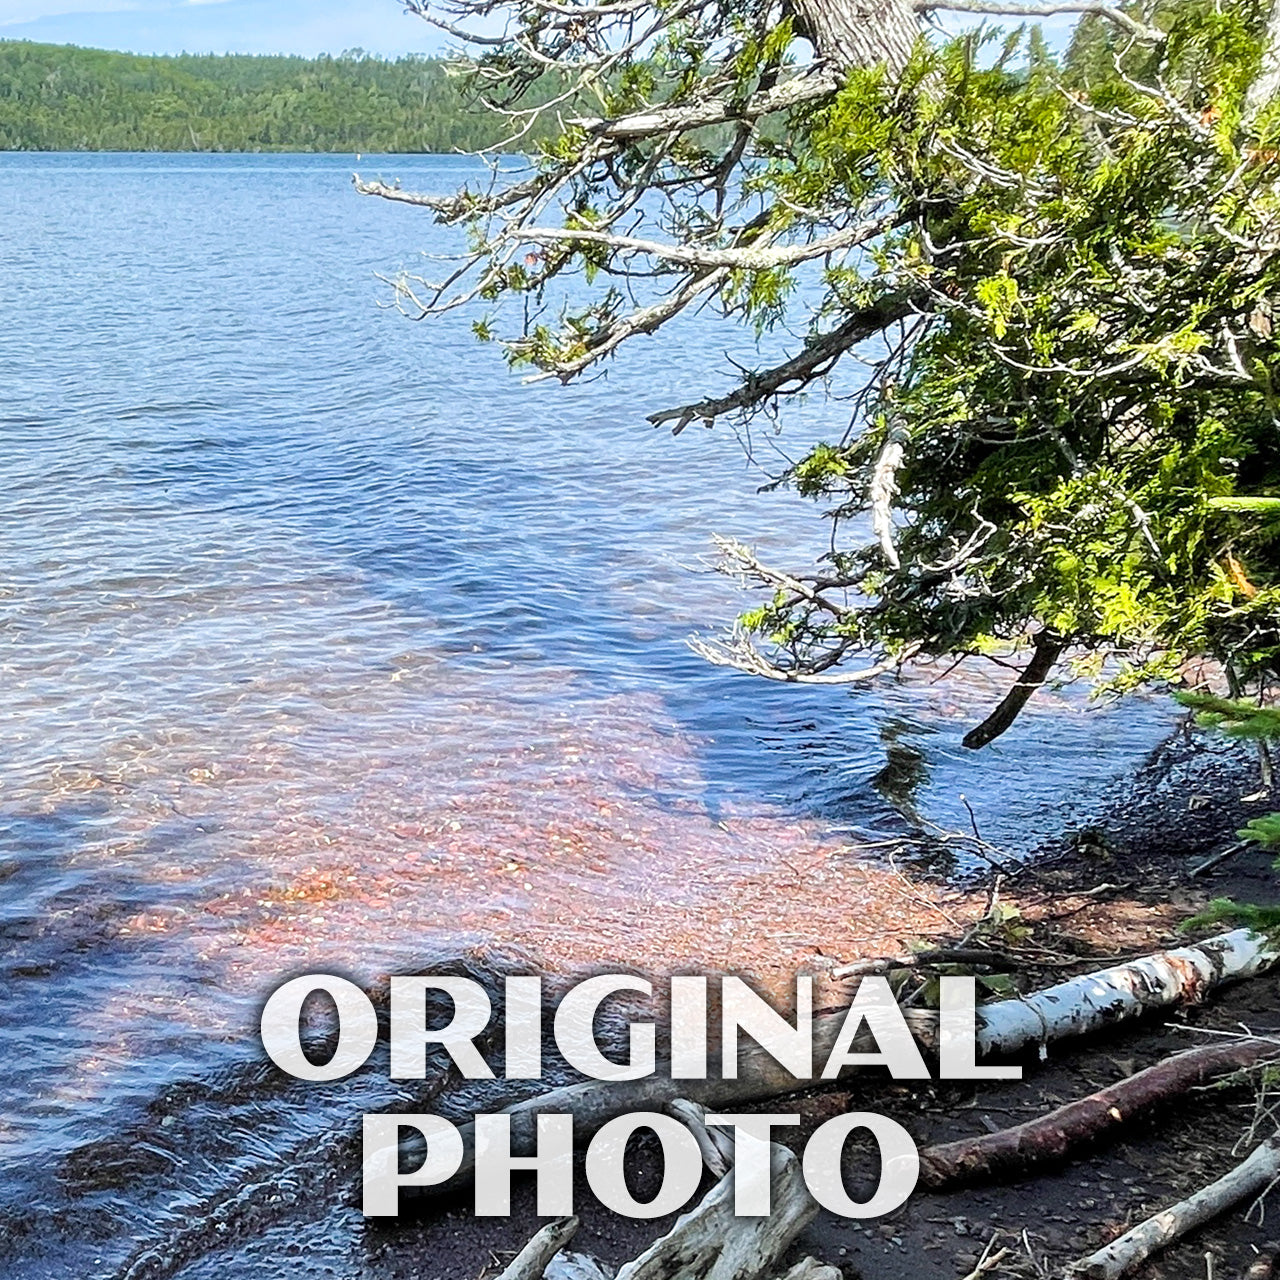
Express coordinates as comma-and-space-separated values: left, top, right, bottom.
973, 928, 1280, 1057
919, 1038, 1280, 1188
870, 425, 909, 569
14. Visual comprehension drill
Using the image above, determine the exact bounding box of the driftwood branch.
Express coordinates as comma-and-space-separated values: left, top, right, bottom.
497, 1217, 582, 1280
919, 1038, 1280, 1188
772, 1263, 841, 1280
613, 1121, 818, 1280
1071, 1136, 1280, 1280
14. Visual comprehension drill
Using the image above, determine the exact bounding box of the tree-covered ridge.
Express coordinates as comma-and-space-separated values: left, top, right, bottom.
0, 42, 545, 152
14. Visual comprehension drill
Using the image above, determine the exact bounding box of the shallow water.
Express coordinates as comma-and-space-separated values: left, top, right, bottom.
0, 152, 1175, 1271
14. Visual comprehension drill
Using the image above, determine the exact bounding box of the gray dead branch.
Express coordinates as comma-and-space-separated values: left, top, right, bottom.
500, 1099, 833, 1280
1070, 1136, 1280, 1280
497, 1217, 585, 1280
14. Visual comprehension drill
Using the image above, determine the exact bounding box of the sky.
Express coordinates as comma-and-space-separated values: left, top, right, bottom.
0, 0, 449, 57
0, 0, 1080, 60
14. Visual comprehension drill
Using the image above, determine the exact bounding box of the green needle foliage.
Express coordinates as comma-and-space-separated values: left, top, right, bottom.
365, 0, 1280, 738
760, 11, 1280, 700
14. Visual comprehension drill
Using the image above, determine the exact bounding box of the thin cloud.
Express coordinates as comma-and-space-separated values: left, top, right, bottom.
0, 0, 148, 26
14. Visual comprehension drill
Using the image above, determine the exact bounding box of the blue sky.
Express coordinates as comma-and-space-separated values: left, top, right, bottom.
0, 0, 1079, 59
0, 0, 448, 56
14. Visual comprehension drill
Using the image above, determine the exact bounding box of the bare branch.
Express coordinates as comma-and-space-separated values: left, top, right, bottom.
518, 207, 900, 271
571, 71, 841, 140
690, 627, 924, 684
522, 266, 733, 380
913, 0, 1164, 42
648, 296, 921, 432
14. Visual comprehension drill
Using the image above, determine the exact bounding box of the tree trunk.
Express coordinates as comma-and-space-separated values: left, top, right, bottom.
789, 0, 922, 76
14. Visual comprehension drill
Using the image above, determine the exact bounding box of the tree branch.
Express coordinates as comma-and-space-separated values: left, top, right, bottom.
571, 71, 840, 140
518, 209, 899, 271
648, 296, 921, 432
914, 0, 1164, 42
962, 632, 1065, 749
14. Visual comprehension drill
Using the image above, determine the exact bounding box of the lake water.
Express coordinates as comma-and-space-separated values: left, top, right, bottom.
0, 153, 1174, 1275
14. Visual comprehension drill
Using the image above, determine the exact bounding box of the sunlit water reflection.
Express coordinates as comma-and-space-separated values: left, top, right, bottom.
0, 154, 1175, 1266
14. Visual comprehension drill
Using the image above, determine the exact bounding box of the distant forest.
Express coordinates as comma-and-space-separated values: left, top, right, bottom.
0, 42, 548, 152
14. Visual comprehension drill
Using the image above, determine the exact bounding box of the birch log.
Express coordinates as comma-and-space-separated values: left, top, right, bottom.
973, 928, 1279, 1057
1071, 1137, 1280, 1280
427, 929, 1276, 1195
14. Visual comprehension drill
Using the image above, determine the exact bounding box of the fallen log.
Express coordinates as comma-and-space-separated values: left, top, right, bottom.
1071, 1136, 1280, 1280
972, 928, 1279, 1058
919, 1037, 1280, 1188
425, 929, 1276, 1195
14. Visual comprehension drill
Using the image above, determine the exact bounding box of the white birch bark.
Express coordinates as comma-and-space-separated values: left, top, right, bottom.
973, 928, 1280, 1058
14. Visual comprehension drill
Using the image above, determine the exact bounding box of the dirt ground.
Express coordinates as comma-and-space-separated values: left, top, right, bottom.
368, 729, 1280, 1280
